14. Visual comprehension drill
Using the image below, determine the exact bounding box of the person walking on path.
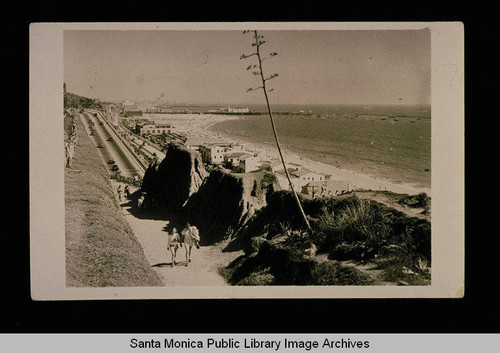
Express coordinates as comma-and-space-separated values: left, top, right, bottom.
117, 184, 123, 201
124, 185, 130, 200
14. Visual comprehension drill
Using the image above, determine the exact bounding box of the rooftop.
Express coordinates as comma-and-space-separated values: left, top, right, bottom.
225, 152, 252, 158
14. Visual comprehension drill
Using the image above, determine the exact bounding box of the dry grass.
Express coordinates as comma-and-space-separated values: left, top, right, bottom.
65, 116, 163, 287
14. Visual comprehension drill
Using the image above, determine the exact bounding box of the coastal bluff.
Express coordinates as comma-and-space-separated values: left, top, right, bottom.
140, 144, 271, 245
142, 144, 208, 210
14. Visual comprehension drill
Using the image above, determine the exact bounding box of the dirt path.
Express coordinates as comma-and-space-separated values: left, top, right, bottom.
111, 181, 243, 286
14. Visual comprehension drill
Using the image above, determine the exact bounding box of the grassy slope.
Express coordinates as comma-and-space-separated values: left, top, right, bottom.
65, 115, 163, 287
223, 190, 431, 286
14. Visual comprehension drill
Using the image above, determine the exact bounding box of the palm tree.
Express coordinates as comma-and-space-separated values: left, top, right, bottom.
241, 30, 311, 231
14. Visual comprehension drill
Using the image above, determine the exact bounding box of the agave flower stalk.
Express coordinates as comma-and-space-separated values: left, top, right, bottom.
241, 30, 311, 231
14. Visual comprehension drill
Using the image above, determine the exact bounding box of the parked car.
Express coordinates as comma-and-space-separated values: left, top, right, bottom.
97, 143, 103, 148
111, 164, 119, 172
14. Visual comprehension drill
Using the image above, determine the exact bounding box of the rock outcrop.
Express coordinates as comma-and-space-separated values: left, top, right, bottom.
141, 145, 273, 245
182, 169, 259, 245
141, 144, 208, 210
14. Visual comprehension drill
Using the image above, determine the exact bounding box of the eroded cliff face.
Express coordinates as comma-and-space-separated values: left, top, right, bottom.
141, 144, 208, 210
141, 145, 271, 245
182, 169, 261, 245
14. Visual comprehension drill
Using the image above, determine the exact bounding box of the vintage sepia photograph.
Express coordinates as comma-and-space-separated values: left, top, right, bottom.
30, 22, 464, 299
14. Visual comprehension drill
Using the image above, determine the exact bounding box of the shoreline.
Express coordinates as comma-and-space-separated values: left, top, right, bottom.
148, 113, 431, 196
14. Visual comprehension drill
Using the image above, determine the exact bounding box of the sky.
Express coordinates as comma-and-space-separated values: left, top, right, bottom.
64, 29, 431, 106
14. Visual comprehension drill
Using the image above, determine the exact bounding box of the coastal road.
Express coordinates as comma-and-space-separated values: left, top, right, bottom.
80, 110, 145, 179
80, 109, 243, 286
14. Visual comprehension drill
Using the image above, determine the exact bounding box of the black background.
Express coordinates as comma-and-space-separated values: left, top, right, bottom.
3, 5, 495, 334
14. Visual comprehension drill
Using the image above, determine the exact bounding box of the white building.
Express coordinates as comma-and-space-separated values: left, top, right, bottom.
239, 155, 260, 173
275, 168, 331, 192
223, 152, 260, 173
224, 152, 250, 167
198, 142, 248, 166
137, 123, 174, 136
199, 143, 232, 165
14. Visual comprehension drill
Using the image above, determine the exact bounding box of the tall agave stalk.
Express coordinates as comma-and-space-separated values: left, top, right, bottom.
241, 30, 311, 231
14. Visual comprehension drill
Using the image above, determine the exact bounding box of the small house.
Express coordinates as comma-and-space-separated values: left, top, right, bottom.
198, 142, 247, 165
274, 168, 332, 192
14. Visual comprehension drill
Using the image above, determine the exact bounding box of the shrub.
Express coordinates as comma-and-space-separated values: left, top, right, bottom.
228, 190, 431, 285
311, 261, 374, 285
389, 217, 431, 263
316, 198, 391, 260
329, 242, 372, 261
398, 192, 430, 210
377, 255, 431, 285
260, 172, 277, 189
415, 192, 430, 209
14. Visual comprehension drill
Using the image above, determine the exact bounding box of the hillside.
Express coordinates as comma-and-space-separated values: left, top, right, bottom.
135, 143, 431, 286
62, 89, 431, 288
64, 89, 101, 110
65, 111, 163, 287
141, 145, 275, 246
221, 191, 431, 286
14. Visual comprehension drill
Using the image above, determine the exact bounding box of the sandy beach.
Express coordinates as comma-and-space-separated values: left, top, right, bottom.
148, 113, 431, 196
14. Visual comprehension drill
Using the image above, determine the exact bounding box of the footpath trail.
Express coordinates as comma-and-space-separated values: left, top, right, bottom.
112, 181, 243, 286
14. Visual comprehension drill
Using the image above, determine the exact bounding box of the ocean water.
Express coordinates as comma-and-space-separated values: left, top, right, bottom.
208, 104, 431, 189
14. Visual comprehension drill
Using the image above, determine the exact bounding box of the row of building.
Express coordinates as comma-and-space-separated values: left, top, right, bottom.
206, 106, 250, 114
186, 139, 354, 197
120, 114, 353, 198
132, 119, 176, 136
119, 107, 354, 198
270, 162, 353, 197
186, 139, 260, 174
122, 99, 250, 116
